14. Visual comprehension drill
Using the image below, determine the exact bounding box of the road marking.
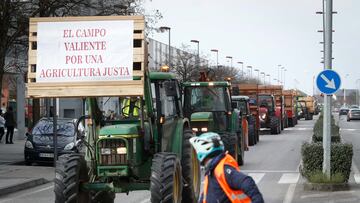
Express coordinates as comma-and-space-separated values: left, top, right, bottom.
278, 173, 300, 184
0, 185, 53, 203
247, 173, 265, 184
282, 184, 296, 203
284, 128, 312, 131
139, 198, 150, 203
341, 129, 358, 131
241, 170, 298, 173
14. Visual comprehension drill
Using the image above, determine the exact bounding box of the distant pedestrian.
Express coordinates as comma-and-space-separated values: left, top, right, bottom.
4, 107, 15, 144
0, 110, 5, 143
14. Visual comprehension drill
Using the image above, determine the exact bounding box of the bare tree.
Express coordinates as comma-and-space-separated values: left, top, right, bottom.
172, 44, 199, 82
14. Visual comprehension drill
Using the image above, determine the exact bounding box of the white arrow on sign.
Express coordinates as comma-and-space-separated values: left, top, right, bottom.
321, 74, 336, 89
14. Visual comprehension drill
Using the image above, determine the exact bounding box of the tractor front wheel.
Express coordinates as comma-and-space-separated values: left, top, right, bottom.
181, 129, 200, 203
220, 133, 240, 163
150, 153, 182, 203
54, 154, 90, 203
270, 117, 280, 135
248, 116, 256, 146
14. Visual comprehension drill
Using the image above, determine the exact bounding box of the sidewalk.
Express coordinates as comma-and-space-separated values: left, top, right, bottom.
0, 130, 54, 197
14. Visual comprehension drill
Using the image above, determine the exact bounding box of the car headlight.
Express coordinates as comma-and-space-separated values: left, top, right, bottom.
101, 148, 111, 155
64, 142, 75, 150
25, 140, 34, 149
192, 128, 199, 132
116, 147, 127, 154
200, 127, 208, 132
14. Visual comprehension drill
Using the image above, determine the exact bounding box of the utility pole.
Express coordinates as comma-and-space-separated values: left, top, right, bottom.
323, 0, 333, 178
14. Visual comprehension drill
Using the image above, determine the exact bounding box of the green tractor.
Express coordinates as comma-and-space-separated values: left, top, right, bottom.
54, 71, 201, 203
20, 16, 204, 203
182, 80, 245, 165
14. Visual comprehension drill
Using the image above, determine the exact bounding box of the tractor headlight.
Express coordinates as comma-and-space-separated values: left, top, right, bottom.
64, 142, 75, 150
200, 127, 208, 132
116, 147, 127, 154
101, 148, 111, 155
260, 113, 266, 120
192, 128, 199, 132
25, 140, 34, 149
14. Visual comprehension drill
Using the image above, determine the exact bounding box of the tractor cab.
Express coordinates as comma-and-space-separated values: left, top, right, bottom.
183, 82, 233, 134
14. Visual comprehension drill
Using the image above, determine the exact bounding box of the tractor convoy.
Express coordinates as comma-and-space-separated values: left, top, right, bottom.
26, 15, 319, 203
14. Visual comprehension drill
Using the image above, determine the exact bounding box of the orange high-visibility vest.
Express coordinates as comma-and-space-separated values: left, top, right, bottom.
203, 154, 251, 203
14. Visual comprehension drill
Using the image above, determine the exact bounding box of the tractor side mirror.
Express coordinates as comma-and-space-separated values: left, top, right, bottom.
164, 81, 177, 97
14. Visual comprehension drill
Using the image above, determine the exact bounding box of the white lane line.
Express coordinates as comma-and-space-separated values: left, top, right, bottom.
139, 198, 150, 203
241, 170, 297, 173
247, 173, 265, 184
282, 184, 296, 203
354, 174, 360, 184
284, 128, 312, 131
278, 173, 300, 184
351, 159, 360, 184
0, 185, 53, 203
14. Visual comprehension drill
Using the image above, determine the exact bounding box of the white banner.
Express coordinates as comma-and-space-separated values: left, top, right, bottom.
36, 20, 133, 83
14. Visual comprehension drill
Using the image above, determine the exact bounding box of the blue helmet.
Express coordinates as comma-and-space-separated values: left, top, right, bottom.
189, 132, 224, 163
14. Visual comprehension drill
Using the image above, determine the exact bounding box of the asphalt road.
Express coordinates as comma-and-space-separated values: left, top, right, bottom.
0, 118, 317, 203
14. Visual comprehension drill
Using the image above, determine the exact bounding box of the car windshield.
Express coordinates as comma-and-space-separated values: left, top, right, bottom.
184, 86, 228, 112
32, 119, 75, 136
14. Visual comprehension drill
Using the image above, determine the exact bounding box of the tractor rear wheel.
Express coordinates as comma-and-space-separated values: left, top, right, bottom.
270, 117, 280, 135
150, 153, 182, 203
237, 132, 245, 166
220, 133, 240, 163
248, 116, 256, 146
54, 154, 90, 203
181, 129, 200, 203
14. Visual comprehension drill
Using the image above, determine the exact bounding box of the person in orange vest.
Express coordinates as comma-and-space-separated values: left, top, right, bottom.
190, 132, 264, 203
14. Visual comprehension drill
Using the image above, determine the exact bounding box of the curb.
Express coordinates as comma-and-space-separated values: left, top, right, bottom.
303, 182, 350, 191
0, 178, 49, 197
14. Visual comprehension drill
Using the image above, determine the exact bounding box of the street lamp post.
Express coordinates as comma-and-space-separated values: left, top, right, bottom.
260, 72, 265, 84
247, 66, 253, 78
266, 74, 271, 85
226, 56, 233, 68
159, 26, 171, 66
254, 69, 260, 84
237, 62, 244, 78
190, 40, 200, 69
356, 79, 360, 106
211, 49, 219, 68
283, 69, 287, 88
278, 65, 282, 85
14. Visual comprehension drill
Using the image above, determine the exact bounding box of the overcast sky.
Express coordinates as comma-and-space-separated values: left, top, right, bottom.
144, 0, 360, 95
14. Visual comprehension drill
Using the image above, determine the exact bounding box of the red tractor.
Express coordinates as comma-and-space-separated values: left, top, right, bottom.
258, 94, 281, 134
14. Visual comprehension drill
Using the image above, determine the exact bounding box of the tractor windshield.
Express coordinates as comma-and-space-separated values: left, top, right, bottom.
184, 86, 229, 112
237, 101, 248, 115
96, 97, 144, 121
259, 95, 274, 109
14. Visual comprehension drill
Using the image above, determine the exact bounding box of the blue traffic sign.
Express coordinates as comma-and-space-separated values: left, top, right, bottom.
316, 69, 341, 95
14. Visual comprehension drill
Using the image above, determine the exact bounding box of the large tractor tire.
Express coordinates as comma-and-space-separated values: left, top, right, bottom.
181, 129, 200, 203
270, 117, 280, 135
220, 132, 240, 164
150, 153, 183, 203
281, 118, 284, 131
288, 117, 294, 127
54, 154, 90, 203
248, 116, 256, 146
284, 115, 289, 128
236, 131, 245, 166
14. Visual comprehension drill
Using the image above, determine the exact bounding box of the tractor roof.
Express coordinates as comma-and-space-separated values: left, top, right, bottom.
182, 81, 230, 87
149, 72, 176, 80
232, 95, 250, 101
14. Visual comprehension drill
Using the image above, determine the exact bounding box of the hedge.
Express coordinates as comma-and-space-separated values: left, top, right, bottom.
301, 142, 353, 183
312, 114, 340, 143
